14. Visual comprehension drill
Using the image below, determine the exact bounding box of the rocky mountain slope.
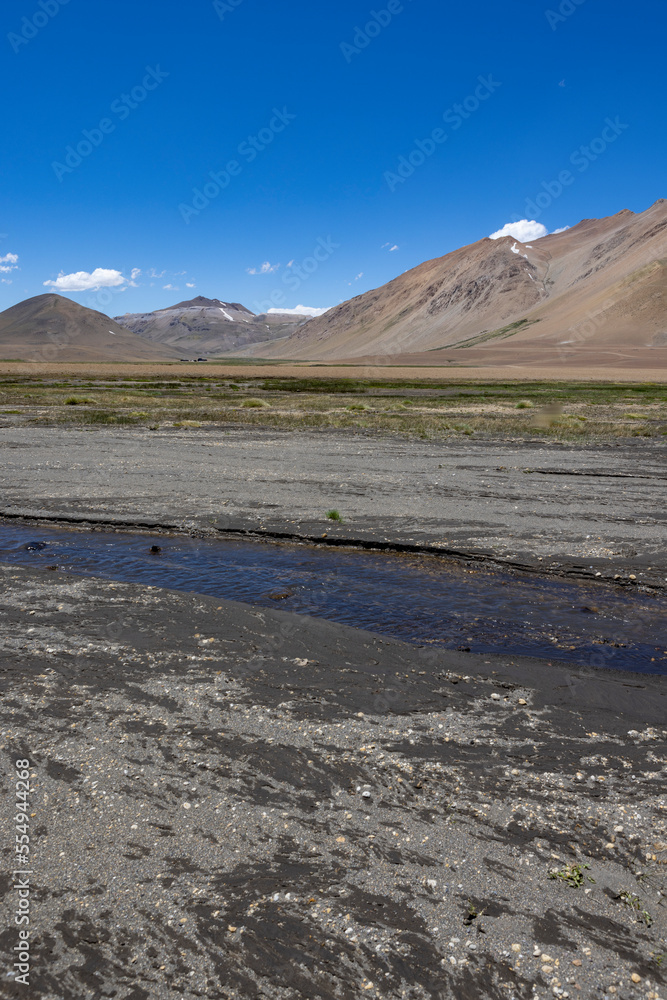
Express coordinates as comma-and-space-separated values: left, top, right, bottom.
233, 199, 667, 365
115, 296, 305, 357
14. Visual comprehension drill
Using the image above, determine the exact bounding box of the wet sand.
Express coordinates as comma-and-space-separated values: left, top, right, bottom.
0, 564, 665, 998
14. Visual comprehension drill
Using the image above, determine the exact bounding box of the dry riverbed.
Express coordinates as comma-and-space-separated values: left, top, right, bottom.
0, 565, 665, 999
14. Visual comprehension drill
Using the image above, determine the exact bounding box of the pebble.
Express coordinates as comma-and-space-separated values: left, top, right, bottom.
631, 973, 641, 983
490, 692, 501, 700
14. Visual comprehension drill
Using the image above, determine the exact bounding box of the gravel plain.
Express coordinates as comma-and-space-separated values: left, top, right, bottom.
0, 424, 666, 998
0, 565, 666, 999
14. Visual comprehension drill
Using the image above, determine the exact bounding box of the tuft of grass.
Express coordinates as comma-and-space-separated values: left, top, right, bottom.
64, 396, 97, 405
548, 863, 595, 887
326, 509, 342, 522
241, 398, 271, 408
515, 400, 533, 409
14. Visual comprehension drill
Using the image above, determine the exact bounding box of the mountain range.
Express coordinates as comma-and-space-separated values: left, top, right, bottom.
114, 296, 305, 357
1, 199, 665, 366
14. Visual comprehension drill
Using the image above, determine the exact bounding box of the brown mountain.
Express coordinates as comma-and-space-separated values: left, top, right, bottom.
115, 297, 304, 357
0, 294, 183, 362
233, 200, 667, 367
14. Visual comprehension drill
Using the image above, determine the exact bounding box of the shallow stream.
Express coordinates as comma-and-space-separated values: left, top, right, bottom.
1, 522, 665, 673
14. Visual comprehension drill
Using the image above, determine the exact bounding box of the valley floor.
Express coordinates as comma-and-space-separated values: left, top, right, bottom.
1, 424, 665, 588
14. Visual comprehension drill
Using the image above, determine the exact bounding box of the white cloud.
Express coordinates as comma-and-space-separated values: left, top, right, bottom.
0, 252, 19, 273
552, 225, 571, 234
381, 242, 399, 251
149, 268, 165, 279
186, 282, 196, 288
43, 267, 126, 292
247, 261, 279, 275
489, 220, 549, 242
267, 305, 331, 317
1, 277, 12, 285
163, 283, 178, 290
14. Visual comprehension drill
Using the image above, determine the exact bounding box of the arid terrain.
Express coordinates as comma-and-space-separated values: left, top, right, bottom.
115, 296, 306, 358
2, 201, 666, 371
0, 564, 665, 999
0, 295, 184, 363
234, 200, 667, 366
1, 367, 666, 998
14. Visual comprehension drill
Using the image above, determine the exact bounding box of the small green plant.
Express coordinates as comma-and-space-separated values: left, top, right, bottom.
617, 891, 653, 926
326, 509, 342, 522
652, 952, 665, 967
463, 900, 487, 926
346, 403, 370, 411
548, 863, 595, 887
516, 400, 533, 409
64, 396, 96, 405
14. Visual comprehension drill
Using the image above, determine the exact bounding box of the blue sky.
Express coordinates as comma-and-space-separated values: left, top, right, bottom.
1, 0, 665, 317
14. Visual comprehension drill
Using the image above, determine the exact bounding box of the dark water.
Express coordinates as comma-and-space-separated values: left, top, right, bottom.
1, 522, 665, 673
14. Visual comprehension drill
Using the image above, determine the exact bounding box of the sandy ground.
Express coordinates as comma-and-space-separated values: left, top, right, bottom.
1, 425, 665, 588
1, 362, 667, 382
0, 564, 665, 999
